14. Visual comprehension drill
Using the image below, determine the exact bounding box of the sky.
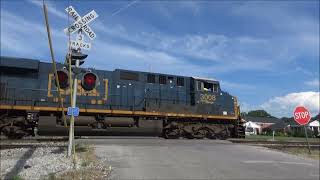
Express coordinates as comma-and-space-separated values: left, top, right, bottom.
1, 0, 319, 118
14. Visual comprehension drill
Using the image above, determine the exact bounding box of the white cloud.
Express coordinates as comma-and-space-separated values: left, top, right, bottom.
260, 92, 320, 118
110, 0, 139, 17
230, 2, 319, 58
27, 0, 66, 20
0, 10, 66, 58
2, 1, 318, 79
0, 8, 204, 77
89, 39, 207, 76
239, 102, 257, 113
305, 79, 320, 88
91, 22, 277, 73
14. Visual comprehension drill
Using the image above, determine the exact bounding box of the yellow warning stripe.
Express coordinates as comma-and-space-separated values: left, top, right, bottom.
0, 104, 237, 120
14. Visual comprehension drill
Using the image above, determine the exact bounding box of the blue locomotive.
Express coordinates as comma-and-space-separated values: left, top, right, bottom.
0, 56, 244, 139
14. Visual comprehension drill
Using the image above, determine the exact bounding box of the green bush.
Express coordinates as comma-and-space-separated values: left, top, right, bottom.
287, 129, 314, 137
275, 131, 286, 137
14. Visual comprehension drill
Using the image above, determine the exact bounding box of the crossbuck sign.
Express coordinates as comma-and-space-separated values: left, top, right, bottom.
64, 6, 98, 50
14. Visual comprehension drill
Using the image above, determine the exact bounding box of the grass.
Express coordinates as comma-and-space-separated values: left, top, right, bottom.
267, 146, 320, 160
75, 143, 96, 167
51, 168, 110, 180
12, 175, 24, 180
45, 143, 112, 180
245, 135, 320, 143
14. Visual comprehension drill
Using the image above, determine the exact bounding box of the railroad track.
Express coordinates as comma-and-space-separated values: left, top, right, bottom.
1, 136, 319, 149
0, 136, 71, 142
0, 143, 68, 150
228, 139, 320, 149
228, 139, 320, 145
246, 144, 320, 149
0, 136, 69, 149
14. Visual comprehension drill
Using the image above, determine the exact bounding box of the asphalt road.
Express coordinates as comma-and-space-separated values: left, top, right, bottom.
79, 137, 319, 180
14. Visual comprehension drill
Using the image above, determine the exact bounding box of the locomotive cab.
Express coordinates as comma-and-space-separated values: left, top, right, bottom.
196, 79, 220, 93
191, 77, 235, 117
192, 77, 220, 105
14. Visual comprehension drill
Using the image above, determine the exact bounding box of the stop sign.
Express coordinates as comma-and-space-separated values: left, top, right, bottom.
293, 106, 311, 125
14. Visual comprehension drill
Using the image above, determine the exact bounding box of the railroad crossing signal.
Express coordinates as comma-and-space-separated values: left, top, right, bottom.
55, 69, 70, 89
64, 6, 98, 39
67, 49, 88, 65
81, 72, 99, 91
64, 6, 98, 50
63, 5, 99, 158
55, 49, 100, 91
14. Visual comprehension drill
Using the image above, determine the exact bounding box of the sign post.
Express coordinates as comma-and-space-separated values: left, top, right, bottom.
293, 106, 312, 154
65, 6, 98, 157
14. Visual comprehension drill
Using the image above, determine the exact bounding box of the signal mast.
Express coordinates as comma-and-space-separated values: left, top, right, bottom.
58, 6, 99, 157
62, 6, 99, 157
42, 2, 99, 158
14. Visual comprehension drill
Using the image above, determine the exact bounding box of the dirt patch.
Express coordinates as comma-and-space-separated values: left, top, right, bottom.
44, 143, 112, 180
266, 146, 320, 160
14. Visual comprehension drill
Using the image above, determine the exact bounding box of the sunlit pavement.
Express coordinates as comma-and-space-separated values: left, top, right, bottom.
79, 137, 320, 180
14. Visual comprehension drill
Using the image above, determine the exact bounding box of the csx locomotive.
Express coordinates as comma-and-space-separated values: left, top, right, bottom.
0, 56, 245, 139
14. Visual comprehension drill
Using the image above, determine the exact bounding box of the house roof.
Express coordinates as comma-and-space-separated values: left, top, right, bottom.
270, 119, 320, 130
269, 120, 287, 130
244, 116, 280, 124
285, 119, 299, 126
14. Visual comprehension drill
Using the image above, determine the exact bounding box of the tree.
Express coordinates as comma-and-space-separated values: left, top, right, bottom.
247, 110, 273, 117
311, 113, 320, 121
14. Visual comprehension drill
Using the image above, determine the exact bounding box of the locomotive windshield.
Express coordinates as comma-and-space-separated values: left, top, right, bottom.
197, 80, 219, 92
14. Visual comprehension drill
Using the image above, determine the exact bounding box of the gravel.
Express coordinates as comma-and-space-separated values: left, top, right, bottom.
1, 145, 74, 179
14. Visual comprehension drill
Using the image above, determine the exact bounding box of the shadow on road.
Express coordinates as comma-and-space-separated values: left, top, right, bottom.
4, 147, 36, 180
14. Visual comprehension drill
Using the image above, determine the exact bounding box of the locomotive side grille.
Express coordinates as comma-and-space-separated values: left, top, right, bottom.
120, 71, 139, 81
147, 74, 156, 83
177, 77, 184, 87
159, 75, 166, 84
0, 83, 6, 100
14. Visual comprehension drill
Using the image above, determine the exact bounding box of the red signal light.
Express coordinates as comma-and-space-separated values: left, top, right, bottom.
81, 72, 99, 91
55, 70, 69, 89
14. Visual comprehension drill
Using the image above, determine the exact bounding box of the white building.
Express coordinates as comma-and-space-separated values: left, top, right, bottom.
244, 121, 261, 135
309, 120, 320, 137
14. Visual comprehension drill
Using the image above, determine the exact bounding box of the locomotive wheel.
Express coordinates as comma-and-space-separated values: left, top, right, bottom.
215, 130, 228, 140
2, 126, 26, 139
193, 127, 215, 139
192, 128, 207, 139
184, 132, 195, 139
163, 128, 180, 139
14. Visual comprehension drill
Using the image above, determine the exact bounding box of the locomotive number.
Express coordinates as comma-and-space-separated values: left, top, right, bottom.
200, 94, 216, 104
